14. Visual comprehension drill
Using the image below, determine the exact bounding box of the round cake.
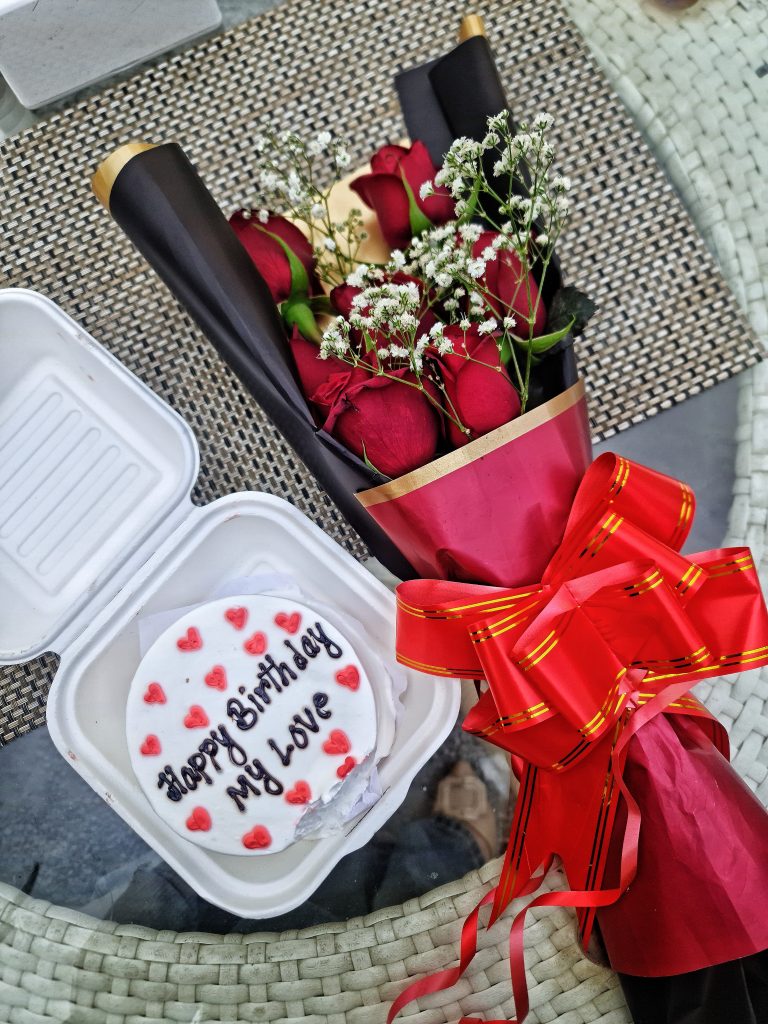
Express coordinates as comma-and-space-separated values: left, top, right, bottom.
125, 595, 378, 854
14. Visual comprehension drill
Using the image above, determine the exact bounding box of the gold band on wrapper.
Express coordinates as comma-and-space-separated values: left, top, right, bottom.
91, 142, 158, 210
458, 13, 486, 41
357, 380, 586, 507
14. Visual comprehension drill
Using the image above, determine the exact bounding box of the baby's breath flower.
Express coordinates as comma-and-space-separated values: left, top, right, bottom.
459, 318, 471, 330
536, 233, 550, 246
503, 316, 516, 330
436, 335, 454, 355
257, 209, 270, 224
307, 130, 332, 156
459, 223, 483, 243
323, 237, 337, 252
346, 265, 370, 288
477, 318, 498, 335
334, 146, 351, 168
533, 112, 554, 131
418, 180, 434, 201
467, 258, 486, 279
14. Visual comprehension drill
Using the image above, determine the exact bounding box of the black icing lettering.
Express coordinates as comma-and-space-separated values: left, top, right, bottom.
226, 774, 260, 812
180, 765, 201, 790
214, 725, 248, 766
188, 752, 212, 785
226, 698, 258, 731
313, 692, 332, 719
301, 634, 321, 659
268, 737, 294, 767
157, 768, 185, 801
246, 692, 264, 714
248, 758, 284, 796
199, 736, 221, 772
263, 654, 297, 689
288, 723, 309, 749
284, 639, 308, 670
292, 707, 319, 733
307, 622, 343, 659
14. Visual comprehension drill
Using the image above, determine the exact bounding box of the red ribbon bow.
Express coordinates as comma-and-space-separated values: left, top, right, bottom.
390, 453, 768, 1024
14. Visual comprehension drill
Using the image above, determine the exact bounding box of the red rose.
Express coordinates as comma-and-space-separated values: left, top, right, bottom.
472, 231, 547, 337
315, 368, 440, 478
350, 141, 455, 251
288, 326, 348, 414
229, 211, 318, 304
439, 325, 521, 447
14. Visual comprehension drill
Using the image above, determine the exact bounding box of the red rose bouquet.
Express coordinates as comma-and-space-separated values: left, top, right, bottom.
227, 114, 595, 586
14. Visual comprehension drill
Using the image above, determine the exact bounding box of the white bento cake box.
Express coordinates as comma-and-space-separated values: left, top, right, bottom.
0, 288, 459, 917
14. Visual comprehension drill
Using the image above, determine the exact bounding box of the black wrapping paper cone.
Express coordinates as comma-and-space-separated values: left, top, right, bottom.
95, 142, 415, 580
396, 20, 576, 413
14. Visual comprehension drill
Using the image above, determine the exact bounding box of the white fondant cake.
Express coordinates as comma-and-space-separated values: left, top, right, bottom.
125, 595, 378, 855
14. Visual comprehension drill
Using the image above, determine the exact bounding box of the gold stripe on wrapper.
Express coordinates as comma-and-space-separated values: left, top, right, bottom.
357, 379, 587, 508
91, 142, 158, 211
458, 13, 487, 41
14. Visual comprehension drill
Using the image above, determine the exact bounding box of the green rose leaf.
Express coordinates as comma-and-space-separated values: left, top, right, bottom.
257, 225, 310, 300
400, 172, 434, 238
499, 319, 574, 365
282, 299, 323, 343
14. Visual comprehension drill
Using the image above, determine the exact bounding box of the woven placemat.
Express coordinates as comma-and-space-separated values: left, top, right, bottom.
0, 0, 760, 745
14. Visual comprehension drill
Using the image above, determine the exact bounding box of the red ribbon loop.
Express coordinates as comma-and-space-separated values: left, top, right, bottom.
389, 453, 768, 1024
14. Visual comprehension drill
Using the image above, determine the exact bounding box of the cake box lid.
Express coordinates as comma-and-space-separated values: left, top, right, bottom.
0, 288, 199, 664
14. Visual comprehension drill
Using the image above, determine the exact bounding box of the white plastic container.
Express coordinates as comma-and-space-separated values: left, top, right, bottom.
0, 288, 459, 917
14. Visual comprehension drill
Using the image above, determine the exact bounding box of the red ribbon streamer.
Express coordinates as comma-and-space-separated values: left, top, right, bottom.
389, 453, 768, 1023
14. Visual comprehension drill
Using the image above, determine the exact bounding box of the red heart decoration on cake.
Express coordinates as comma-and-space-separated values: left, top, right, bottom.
225, 606, 248, 630
274, 611, 301, 634
186, 807, 211, 832
285, 781, 312, 805
177, 626, 202, 651
143, 682, 166, 704
204, 665, 227, 690
322, 730, 351, 755
335, 665, 360, 691
244, 632, 268, 656
242, 825, 272, 850
140, 735, 161, 756
337, 756, 356, 779
184, 705, 209, 729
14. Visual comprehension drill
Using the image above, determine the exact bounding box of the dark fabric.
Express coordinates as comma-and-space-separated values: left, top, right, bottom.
619, 950, 768, 1024
394, 59, 454, 167
109, 143, 415, 580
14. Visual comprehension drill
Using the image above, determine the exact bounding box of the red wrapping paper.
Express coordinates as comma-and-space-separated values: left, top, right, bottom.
358, 381, 591, 586
358, 406, 768, 1023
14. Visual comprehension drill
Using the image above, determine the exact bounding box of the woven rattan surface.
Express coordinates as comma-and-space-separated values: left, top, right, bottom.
0, 0, 760, 746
